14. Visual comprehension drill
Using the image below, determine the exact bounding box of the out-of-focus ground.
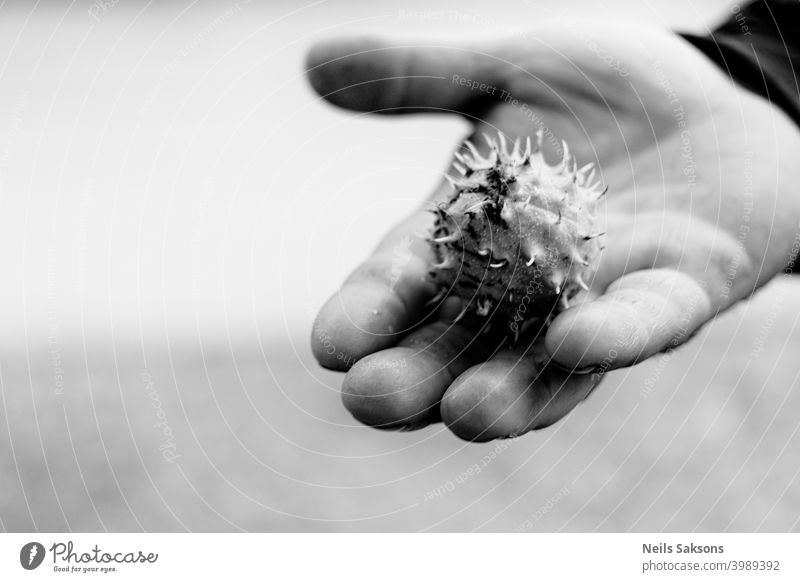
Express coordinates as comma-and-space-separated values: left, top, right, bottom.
3, 278, 800, 531
2, 0, 799, 532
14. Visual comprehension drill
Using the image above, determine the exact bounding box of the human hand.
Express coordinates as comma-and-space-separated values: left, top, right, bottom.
306, 21, 800, 441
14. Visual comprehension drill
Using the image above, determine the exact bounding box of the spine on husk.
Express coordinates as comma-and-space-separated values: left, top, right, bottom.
427, 130, 605, 334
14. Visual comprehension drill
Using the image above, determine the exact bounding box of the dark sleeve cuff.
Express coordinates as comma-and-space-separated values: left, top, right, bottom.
678, 0, 800, 128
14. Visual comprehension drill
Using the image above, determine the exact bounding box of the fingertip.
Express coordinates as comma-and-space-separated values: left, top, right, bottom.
341, 347, 447, 429
441, 362, 534, 442
545, 302, 644, 369
439, 367, 495, 442
546, 268, 713, 370
305, 37, 361, 89
311, 283, 408, 371
304, 37, 500, 115
304, 36, 400, 112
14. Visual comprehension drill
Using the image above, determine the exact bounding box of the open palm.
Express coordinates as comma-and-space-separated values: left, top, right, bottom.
306, 21, 800, 441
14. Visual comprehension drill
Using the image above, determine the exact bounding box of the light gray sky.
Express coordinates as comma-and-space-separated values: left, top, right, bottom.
0, 0, 733, 349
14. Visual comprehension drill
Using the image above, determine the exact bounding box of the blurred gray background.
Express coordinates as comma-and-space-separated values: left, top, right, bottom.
2, 0, 799, 532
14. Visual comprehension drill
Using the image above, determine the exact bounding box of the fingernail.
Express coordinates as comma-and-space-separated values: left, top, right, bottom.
548, 360, 599, 375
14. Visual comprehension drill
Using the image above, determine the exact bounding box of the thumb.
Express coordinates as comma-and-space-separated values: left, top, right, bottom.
305, 37, 506, 115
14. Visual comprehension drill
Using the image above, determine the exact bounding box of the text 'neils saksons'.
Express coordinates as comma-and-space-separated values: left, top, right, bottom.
643, 543, 724, 554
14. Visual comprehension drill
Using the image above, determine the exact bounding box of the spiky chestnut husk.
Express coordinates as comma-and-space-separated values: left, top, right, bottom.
427, 130, 605, 334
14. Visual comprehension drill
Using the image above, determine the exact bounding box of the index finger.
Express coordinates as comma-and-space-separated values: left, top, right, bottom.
311, 207, 442, 370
